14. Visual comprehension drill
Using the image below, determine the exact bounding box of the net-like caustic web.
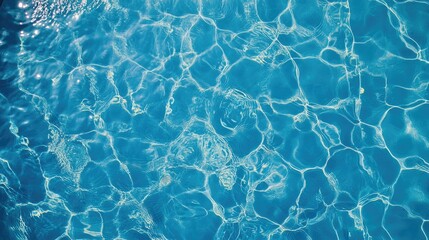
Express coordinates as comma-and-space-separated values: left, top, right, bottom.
0, 0, 428, 239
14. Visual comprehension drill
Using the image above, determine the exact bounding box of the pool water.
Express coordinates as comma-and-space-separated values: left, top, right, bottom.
1, 0, 429, 239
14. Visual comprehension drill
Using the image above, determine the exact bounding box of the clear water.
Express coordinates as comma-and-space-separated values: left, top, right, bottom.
1, 0, 429, 239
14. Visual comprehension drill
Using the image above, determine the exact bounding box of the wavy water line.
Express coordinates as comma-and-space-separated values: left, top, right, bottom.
0, 0, 428, 239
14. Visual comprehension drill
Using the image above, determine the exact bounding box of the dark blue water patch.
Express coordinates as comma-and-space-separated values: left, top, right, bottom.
301, 169, 336, 207
362, 200, 391, 239
384, 205, 426, 240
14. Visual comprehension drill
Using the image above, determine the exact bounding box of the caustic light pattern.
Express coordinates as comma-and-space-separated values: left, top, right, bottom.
0, 0, 429, 239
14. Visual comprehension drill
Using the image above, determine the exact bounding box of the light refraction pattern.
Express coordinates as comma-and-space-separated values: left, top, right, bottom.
1, 0, 429, 239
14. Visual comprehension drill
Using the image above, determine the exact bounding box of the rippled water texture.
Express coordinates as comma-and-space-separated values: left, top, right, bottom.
1, 0, 429, 239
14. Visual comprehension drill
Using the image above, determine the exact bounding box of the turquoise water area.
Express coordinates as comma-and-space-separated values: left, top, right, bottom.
1, 0, 429, 239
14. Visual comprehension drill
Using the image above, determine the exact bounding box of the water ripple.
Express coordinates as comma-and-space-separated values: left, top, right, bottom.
0, 0, 429, 239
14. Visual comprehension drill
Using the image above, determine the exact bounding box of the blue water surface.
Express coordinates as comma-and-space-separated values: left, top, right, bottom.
1, 0, 429, 239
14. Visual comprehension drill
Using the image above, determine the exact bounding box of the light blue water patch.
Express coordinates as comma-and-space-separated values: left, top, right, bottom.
0, 0, 429, 239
